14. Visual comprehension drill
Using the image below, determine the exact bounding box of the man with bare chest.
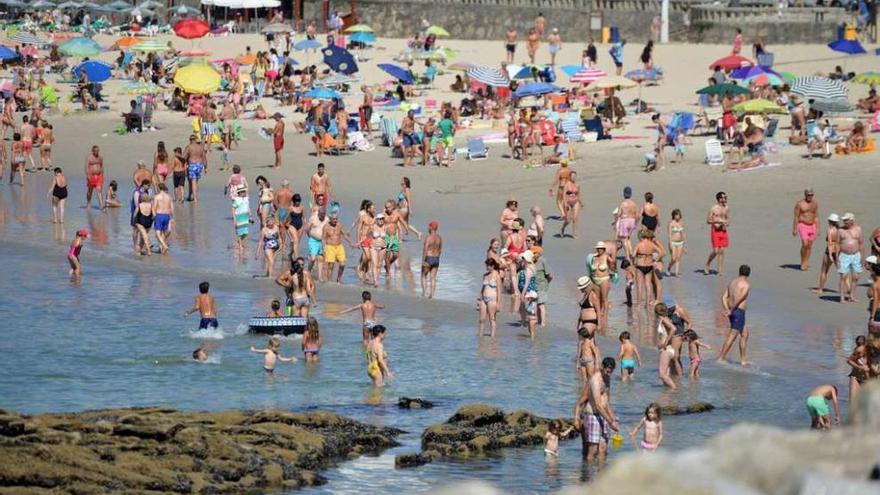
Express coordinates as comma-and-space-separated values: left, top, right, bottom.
704, 191, 729, 276
837, 212, 863, 303
184, 135, 207, 202
84, 145, 104, 209
792, 188, 818, 271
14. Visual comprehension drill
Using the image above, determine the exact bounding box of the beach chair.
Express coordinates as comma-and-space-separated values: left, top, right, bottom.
467, 137, 488, 160
583, 117, 610, 140
380, 117, 397, 147
705, 138, 725, 166
559, 118, 584, 142
757, 52, 774, 68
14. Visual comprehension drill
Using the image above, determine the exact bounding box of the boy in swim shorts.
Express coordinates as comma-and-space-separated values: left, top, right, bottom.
185, 281, 219, 330
617, 331, 642, 381
805, 384, 839, 430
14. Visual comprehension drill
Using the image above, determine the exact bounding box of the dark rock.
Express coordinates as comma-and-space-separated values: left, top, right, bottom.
395, 404, 575, 469
398, 397, 435, 409
660, 402, 715, 416
0, 407, 401, 494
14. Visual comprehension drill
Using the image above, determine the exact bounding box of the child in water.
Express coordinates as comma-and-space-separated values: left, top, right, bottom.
192, 348, 208, 361
620, 259, 635, 307
366, 325, 392, 386
250, 336, 296, 374
67, 228, 88, 276
543, 420, 573, 457
618, 331, 642, 382
267, 299, 283, 317
684, 329, 712, 379
301, 316, 322, 362
339, 290, 384, 345
105, 180, 121, 208
630, 403, 663, 451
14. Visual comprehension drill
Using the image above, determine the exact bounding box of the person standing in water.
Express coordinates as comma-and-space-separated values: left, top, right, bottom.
185, 281, 219, 330
67, 228, 88, 276
613, 186, 638, 261
366, 325, 393, 387
47, 167, 68, 224
837, 212, 863, 304
717, 264, 752, 366
422, 221, 442, 298
183, 134, 207, 202
704, 191, 729, 276
84, 145, 104, 209
792, 188, 819, 271
573, 357, 620, 463
805, 384, 840, 430
339, 290, 384, 345
814, 213, 840, 294
251, 336, 296, 374
152, 183, 174, 254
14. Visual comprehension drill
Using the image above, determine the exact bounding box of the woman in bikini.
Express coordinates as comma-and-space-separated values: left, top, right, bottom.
641, 192, 659, 234
478, 258, 503, 338
286, 263, 313, 317
301, 317, 322, 362
587, 242, 614, 331
152, 141, 171, 188
667, 208, 687, 277
256, 215, 283, 278
39, 121, 53, 171
486, 237, 514, 294
499, 199, 519, 247
560, 171, 582, 239
576, 276, 602, 381
369, 214, 388, 287
9, 132, 25, 185
633, 229, 665, 306
397, 177, 422, 240
255, 175, 274, 230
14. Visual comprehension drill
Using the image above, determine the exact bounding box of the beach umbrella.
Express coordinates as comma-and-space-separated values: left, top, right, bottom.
696, 83, 749, 96
181, 47, 211, 57
125, 81, 160, 94
430, 47, 455, 60
8, 32, 43, 45
747, 73, 784, 87
73, 60, 113, 82
810, 98, 854, 113
732, 98, 786, 114
132, 38, 170, 53
586, 75, 638, 90
262, 23, 292, 34
466, 65, 508, 87
56, 0, 82, 8
790, 76, 848, 100
114, 36, 142, 48
853, 72, 880, 85
322, 45, 358, 74
106, 0, 130, 8
730, 65, 779, 80
349, 32, 375, 45
625, 68, 663, 83
447, 62, 473, 71
294, 39, 321, 51
59, 37, 102, 57
708, 55, 753, 70
305, 87, 342, 99
514, 82, 561, 98
345, 24, 373, 33
31, 0, 57, 9
377, 63, 413, 84
570, 66, 606, 84
174, 18, 209, 39
0, 45, 18, 60
81, 1, 102, 9
174, 63, 220, 94
779, 71, 797, 83
314, 73, 360, 87
560, 65, 582, 77
2, 0, 27, 6
426, 25, 449, 37
175, 4, 201, 16
828, 39, 866, 55
139, 0, 163, 8
516, 96, 542, 108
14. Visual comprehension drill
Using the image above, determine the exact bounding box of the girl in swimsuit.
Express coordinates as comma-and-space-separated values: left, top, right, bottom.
301, 316, 322, 362
397, 177, 422, 240
366, 325, 393, 387
68, 228, 88, 276
478, 258, 502, 338
285, 193, 305, 258
256, 216, 283, 278
641, 192, 659, 233
255, 175, 274, 229
634, 228, 664, 306
667, 208, 687, 277
560, 171, 582, 238
587, 243, 613, 331
287, 264, 313, 317
10, 132, 24, 185
133, 193, 154, 256
47, 167, 67, 224
39, 121, 53, 171
153, 141, 170, 187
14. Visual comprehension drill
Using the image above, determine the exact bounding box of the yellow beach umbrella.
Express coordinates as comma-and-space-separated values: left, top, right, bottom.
426, 25, 450, 37
732, 98, 787, 114
853, 72, 880, 85
345, 24, 373, 33
174, 64, 221, 94
586, 75, 638, 90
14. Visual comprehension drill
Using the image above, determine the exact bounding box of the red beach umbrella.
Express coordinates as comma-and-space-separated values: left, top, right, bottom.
173, 19, 210, 40
708, 55, 753, 71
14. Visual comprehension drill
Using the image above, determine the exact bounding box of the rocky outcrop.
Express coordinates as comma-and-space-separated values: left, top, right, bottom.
0, 407, 401, 494
660, 402, 715, 415
398, 397, 435, 409
395, 404, 575, 469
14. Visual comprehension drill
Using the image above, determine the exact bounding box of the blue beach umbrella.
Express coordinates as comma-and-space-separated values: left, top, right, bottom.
731, 65, 780, 79
560, 64, 582, 77
322, 45, 358, 75
514, 82, 561, 98
0, 45, 19, 60
377, 63, 413, 84
349, 32, 375, 45
828, 39, 866, 55
294, 39, 322, 51
305, 87, 342, 99
73, 60, 113, 82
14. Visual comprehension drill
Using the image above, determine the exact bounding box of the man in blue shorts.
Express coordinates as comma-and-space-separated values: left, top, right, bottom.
304, 207, 328, 280
183, 134, 207, 202
152, 183, 174, 254
718, 264, 752, 366
836, 212, 863, 304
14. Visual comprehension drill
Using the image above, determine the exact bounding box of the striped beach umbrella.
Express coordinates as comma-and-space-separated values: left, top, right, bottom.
466, 65, 508, 87
132, 38, 170, 53
790, 76, 848, 100
809, 98, 854, 114
571, 67, 606, 84
9, 32, 43, 45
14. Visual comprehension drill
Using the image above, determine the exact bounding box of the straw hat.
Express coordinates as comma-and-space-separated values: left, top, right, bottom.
827, 213, 839, 223
595, 241, 606, 250
577, 276, 592, 290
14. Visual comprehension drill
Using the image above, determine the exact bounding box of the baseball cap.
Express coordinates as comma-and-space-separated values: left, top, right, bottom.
429, 220, 439, 229
77, 228, 89, 238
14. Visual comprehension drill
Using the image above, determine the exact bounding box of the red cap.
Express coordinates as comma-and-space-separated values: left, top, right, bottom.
315, 193, 326, 205
77, 228, 89, 238
429, 221, 439, 230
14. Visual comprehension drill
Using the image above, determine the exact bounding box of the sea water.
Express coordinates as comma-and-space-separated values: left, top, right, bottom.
0, 177, 862, 494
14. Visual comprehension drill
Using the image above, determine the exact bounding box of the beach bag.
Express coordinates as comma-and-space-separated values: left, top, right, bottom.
348, 131, 373, 152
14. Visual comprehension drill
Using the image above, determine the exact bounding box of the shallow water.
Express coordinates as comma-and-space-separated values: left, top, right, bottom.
0, 175, 864, 494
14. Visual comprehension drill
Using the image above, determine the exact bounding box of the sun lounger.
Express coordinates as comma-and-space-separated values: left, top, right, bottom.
705, 138, 725, 167
380, 117, 397, 147
559, 118, 583, 142
467, 137, 488, 160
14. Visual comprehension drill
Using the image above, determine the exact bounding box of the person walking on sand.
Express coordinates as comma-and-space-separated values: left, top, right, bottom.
573, 357, 620, 464
421, 221, 442, 299
814, 213, 840, 294
272, 112, 284, 169
613, 186, 639, 261
309, 162, 332, 206
547, 28, 561, 66
534, 12, 546, 37
837, 212, 863, 303
792, 188, 819, 271
610, 39, 625, 76
184, 281, 219, 330
183, 134, 207, 202
526, 28, 539, 65
548, 162, 573, 220
805, 384, 840, 430
505, 26, 517, 64
732, 28, 743, 55
704, 191, 729, 275
322, 213, 354, 283
152, 183, 174, 254
717, 264, 752, 366
84, 145, 104, 209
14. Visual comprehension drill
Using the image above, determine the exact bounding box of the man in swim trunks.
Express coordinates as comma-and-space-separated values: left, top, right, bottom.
172, 147, 187, 202
401, 110, 420, 167
805, 384, 840, 430
273, 178, 293, 242
304, 207, 328, 280
272, 112, 284, 169
613, 186, 638, 261
185, 281, 218, 330
421, 220, 442, 299
505, 26, 517, 64
382, 201, 402, 276
132, 159, 152, 189
361, 85, 374, 139
322, 213, 353, 283
200, 101, 217, 154
704, 191, 729, 276
717, 264, 751, 366
183, 134, 207, 202
20, 115, 35, 171
84, 145, 105, 209
792, 188, 819, 271
837, 212, 863, 304
573, 357, 619, 463
152, 183, 174, 254
309, 162, 331, 206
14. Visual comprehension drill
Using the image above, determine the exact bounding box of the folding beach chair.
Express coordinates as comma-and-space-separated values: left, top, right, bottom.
764, 118, 779, 138
583, 117, 610, 140
559, 118, 584, 142
705, 138, 725, 167
380, 117, 398, 147
467, 137, 488, 160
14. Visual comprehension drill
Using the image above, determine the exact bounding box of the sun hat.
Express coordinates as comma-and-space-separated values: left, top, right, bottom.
595, 241, 606, 250
827, 213, 839, 222
865, 255, 878, 265
577, 276, 592, 289
841, 212, 855, 221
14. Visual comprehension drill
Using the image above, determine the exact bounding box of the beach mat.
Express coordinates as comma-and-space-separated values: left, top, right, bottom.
729, 162, 782, 172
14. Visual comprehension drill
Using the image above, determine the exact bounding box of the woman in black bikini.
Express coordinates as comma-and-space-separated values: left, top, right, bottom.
285, 193, 305, 257
133, 193, 154, 256
633, 228, 664, 306
47, 167, 67, 224
576, 276, 601, 381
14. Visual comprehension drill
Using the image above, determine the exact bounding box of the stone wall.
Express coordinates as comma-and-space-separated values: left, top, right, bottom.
687, 6, 848, 44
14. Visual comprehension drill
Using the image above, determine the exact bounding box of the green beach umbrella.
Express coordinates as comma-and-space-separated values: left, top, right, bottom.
732, 98, 786, 114
58, 37, 102, 57
779, 71, 797, 83
696, 83, 749, 96
426, 25, 449, 37
853, 72, 880, 85
132, 38, 170, 53
345, 24, 373, 33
